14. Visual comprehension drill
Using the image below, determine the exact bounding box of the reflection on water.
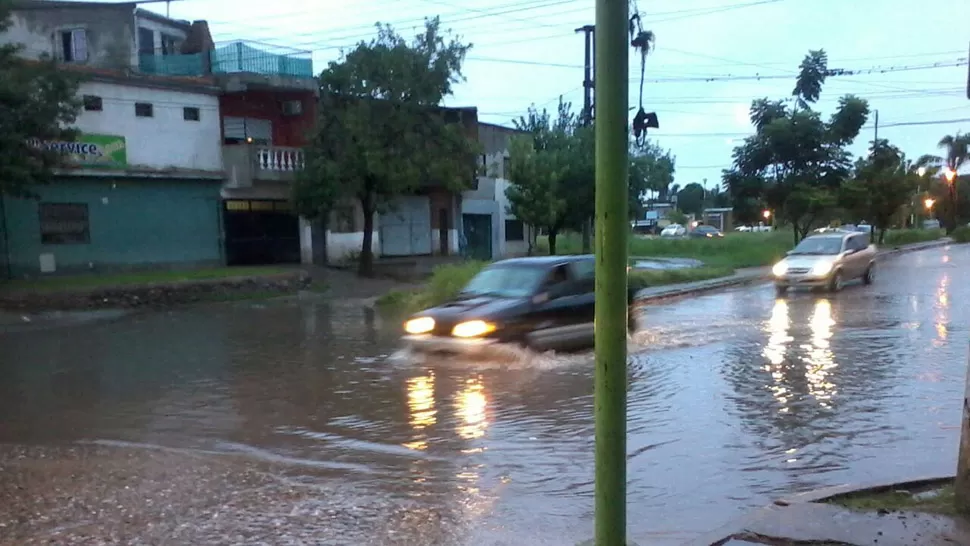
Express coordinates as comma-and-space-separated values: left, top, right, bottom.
805, 299, 838, 406
455, 376, 489, 442
405, 373, 437, 451
763, 299, 793, 411
935, 273, 949, 345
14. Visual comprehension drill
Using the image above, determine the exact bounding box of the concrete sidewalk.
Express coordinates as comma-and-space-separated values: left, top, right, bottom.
633, 238, 954, 305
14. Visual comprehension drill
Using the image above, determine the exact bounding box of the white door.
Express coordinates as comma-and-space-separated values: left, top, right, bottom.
379, 196, 431, 256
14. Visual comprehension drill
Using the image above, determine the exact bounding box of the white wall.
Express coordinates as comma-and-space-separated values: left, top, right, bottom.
75, 81, 222, 172
495, 178, 530, 256
326, 231, 381, 263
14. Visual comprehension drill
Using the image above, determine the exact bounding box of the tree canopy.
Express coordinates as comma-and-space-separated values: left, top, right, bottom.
505, 100, 675, 254
293, 18, 480, 276
840, 139, 918, 244
722, 49, 870, 242
0, 0, 81, 197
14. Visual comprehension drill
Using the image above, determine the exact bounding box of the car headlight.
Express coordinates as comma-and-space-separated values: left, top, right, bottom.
771, 262, 788, 276
404, 317, 435, 335
811, 261, 833, 276
452, 320, 496, 338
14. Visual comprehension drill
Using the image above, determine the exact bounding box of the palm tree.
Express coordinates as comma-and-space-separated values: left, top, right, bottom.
936, 133, 970, 233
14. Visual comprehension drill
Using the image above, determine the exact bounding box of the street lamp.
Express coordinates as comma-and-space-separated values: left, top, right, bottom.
925, 198, 936, 210
762, 209, 771, 220
945, 168, 957, 183
918, 167, 927, 177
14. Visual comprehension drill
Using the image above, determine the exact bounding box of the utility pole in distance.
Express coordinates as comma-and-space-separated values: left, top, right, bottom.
576, 24, 596, 252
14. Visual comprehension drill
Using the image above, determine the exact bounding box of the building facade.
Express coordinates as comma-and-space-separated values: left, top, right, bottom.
0, 3, 228, 277
460, 123, 531, 260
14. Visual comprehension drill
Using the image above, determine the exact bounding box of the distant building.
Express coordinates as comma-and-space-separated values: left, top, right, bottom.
703, 207, 735, 232
460, 122, 533, 259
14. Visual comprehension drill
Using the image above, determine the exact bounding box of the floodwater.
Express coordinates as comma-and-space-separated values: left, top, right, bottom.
0, 245, 967, 545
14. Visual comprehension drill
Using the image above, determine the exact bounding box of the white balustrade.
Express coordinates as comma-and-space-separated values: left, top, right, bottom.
255, 147, 305, 172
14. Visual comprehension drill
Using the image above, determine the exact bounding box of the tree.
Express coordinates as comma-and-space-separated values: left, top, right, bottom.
840, 139, 918, 244
293, 18, 480, 276
929, 133, 969, 233
0, 0, 82, 197
722, 50, 870, 244
675, 182, 706, 216
628, 141, 675, 218
505, 100, 591, 255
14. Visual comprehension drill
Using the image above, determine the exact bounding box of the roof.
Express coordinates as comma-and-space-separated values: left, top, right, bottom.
492, 255, 591, 267
806, 230, 857, 239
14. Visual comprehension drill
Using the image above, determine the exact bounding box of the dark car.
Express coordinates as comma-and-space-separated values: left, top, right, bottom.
402, 255, 637, 355
689, 225, 724, 238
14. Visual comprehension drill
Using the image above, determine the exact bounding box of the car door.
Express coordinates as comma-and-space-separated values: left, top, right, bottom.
844, 235, 865, 278
527, 263, 588, 350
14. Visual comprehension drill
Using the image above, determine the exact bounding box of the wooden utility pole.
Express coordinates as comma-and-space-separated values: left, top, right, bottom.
592, 0, 629, 542
955, 43, 970, 513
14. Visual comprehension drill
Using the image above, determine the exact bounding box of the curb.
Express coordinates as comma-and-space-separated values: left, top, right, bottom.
634, 238, 953, 306
773, 474, 954, 506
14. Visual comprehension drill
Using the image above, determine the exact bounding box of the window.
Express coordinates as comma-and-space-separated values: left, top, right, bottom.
135, 102, 153, 117
183, 107, 200, 121
331, 206, 356, 233
39, 203, 90, 245
82, 95, 102, 111
504, 219, 524, 241
570, 258, 595, 280
137, 27, 155, 55
160, 34, 179, 55
59, 29, 88, 62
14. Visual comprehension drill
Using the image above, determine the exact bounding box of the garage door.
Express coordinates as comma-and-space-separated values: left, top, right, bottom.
380, 196, 431, 256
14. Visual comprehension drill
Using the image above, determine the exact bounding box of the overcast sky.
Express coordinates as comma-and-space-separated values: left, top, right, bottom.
159, 0, 970, 189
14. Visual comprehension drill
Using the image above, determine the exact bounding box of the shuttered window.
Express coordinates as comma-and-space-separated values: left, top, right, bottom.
223, 117, 272, 145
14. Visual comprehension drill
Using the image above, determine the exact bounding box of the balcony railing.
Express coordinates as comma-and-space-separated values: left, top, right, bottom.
223, 144, 304, 188
138, 41, 314, 79
256, 147, 304, 172
138, 53, 205, 76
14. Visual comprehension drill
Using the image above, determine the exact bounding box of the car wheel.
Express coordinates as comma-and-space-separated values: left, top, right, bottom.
774, 284, 787, 297
862, 264, 875, 285
827, 270, 843, 293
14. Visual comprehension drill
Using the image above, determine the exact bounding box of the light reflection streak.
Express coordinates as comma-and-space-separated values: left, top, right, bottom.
404, 373, 436, 451
934, 273, 949, 345
762, 299, 793, 412
804, 299, 837, 406
456, 376, 489, 440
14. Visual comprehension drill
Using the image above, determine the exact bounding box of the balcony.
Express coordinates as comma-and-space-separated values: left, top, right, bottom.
138, 41, 314, 85
223, 144, 305, 188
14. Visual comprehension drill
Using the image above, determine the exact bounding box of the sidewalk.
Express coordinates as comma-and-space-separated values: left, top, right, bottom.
633, 238, 954, 305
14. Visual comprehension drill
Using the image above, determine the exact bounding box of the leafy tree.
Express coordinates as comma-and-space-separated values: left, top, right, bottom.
629, 141, 675, 218
0, 0, 81, 197
667, 209, 688, 226
840, 139, 918, 244
505, 100, 585, 255
675, 182, 706, 216
920, 133, 970, 233
722, 50, 870, 243
504, 135, 566, 255
293, 18, 480, 276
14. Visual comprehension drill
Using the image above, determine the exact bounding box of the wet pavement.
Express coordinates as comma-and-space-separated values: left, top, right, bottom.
0, 245, 967, 545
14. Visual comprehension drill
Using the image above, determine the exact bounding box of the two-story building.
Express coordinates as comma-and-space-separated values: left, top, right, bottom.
459, 122, 531, 260
0, 1, 322, 276
0, 2, 226, 277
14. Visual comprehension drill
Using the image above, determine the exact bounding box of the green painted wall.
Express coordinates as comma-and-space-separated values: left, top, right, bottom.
1, 177, 224, 277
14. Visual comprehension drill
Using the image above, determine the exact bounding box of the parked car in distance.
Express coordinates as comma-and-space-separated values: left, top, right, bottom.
661, 224, 686, 237
771, 231, 876, 295
689, 225, 724, 238
923, 219, 941, 230
736, 223, 772, 233
402, 255, 638, 355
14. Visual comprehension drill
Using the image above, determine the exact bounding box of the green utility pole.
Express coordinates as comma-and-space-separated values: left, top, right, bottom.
593, 0, 629, 541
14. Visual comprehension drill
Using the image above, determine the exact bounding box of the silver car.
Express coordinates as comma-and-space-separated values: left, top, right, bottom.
771, 231, 876, 295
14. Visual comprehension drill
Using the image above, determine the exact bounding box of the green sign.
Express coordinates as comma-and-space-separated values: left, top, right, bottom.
30, 133, 127, 168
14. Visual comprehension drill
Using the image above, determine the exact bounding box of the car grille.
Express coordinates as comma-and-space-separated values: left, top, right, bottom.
787, 267, 811, 274
432, 320, 457, 336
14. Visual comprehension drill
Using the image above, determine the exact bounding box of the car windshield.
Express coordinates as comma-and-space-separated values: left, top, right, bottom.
460, 265, 547, 298
790, 236, 843, 255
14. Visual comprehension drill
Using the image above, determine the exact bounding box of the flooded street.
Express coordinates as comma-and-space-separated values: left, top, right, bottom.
1, 245, 967, 545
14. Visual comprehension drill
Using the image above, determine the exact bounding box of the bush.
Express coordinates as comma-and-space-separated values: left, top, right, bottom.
376, 260, 487, 314
950, 225, 970, 243
881, 229, 943, 247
